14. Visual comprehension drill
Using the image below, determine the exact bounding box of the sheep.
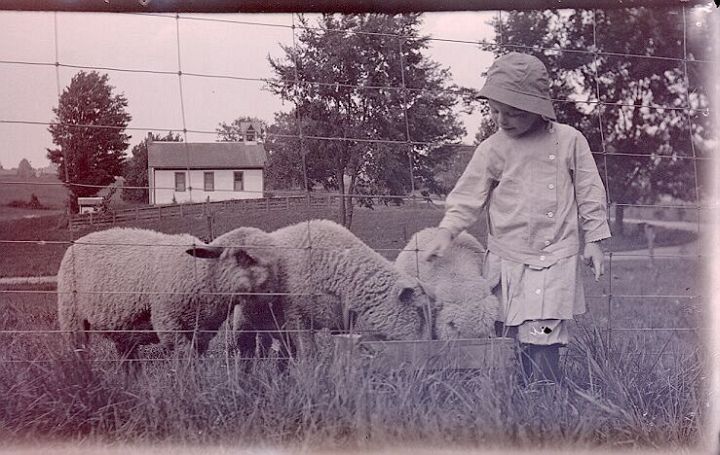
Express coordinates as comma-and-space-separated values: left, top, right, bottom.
394, 227, 501, 340
56, 227, 282, 361
191, 219, 437, 357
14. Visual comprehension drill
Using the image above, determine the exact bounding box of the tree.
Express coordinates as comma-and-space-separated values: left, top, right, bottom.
122, 131, 182, 203
473, 108, 498, 146
263, 111, 308, 191
216, 116, 268, 142
476, 7, 712, 235
17, 158, 34, 178
267, 14, 464, 227
47, 71, 132, 213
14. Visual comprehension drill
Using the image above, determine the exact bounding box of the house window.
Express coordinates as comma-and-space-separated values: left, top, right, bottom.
174, 172, 186, 192
233, 171, 244, 191
245, 125, 256, 142
204, 172, 214, 191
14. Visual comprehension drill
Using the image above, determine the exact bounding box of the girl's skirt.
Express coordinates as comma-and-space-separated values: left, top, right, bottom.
485, 251, 587, 345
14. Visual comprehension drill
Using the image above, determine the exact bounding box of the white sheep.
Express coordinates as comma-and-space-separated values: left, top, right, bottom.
395, 227, 501, 339
192, 219, 437, 356
56, 227, 281, 360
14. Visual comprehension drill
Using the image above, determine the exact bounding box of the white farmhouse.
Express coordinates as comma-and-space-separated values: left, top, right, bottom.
147, 127, 267, 205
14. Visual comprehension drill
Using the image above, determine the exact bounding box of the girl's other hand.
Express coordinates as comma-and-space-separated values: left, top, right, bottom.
422, 228, 453, 262
583, 241, 605, 281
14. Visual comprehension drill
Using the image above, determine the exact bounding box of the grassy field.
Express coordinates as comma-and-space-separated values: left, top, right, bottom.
0, 203, 709, 451
0, 200, 698, 278
0, 175, 67, 210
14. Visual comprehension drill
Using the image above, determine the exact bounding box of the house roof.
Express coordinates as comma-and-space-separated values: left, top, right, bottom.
148, 142, 267, 169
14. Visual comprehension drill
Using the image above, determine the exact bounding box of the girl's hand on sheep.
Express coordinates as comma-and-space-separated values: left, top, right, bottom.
422, 228, 454, 261
583, 241, 605, 281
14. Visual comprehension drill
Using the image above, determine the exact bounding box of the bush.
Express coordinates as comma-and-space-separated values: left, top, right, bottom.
6, 193, 45, 210
28, 194, 42, 209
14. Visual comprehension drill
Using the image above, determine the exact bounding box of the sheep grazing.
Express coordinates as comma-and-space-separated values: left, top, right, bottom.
395, 227, 501, 340
191, 220, 437, 356
56, 227, 281, 361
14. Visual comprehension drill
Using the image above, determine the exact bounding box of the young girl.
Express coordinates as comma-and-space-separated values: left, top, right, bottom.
423, 52, 611, 384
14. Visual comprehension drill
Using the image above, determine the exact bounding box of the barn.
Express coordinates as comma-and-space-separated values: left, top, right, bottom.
147, 126, 267, 205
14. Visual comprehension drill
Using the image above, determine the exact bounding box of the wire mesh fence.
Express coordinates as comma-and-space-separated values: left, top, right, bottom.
0, 3, 714, 368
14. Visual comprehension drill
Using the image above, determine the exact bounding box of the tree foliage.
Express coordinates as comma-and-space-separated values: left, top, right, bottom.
263, 111, 308, 192
267, 14, 464, 226
17, 158, 34, 179
473, 7, 712, 234
122, 131, 183, 203
47, 71, 132, 212
216, 116, 268, 142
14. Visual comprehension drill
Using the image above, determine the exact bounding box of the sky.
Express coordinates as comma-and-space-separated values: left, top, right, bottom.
0, 10, 498, 169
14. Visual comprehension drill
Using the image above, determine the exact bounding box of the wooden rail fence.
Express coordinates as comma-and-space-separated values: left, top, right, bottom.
70, 195, 340, 229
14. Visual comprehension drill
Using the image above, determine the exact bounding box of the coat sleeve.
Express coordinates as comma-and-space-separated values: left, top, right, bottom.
438, 143, 497, 238
571, 132, 612, 243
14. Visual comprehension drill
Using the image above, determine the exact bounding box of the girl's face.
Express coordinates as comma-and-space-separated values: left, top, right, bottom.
487, 99, 545, 138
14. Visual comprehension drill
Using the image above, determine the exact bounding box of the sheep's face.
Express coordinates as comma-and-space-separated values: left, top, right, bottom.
186, 227, 282, 300
433, 282, 501, 339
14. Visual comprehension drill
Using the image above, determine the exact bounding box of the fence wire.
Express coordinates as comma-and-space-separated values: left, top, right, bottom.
0, 5, 713, 364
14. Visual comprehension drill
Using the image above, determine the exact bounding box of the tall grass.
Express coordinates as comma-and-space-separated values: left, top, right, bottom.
0, 322, 705, 451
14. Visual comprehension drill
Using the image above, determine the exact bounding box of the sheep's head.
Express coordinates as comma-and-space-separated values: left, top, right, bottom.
435, 294, 500, 340
186, 227, 282, 301
361, 274, 438, 341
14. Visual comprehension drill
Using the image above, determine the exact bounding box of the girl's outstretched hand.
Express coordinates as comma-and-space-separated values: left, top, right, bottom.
422, 228, 453, 262
583, 241, 605, 281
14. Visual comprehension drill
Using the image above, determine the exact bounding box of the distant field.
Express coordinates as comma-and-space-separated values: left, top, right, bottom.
0, 175, 67, 209
0, 200, 698, 277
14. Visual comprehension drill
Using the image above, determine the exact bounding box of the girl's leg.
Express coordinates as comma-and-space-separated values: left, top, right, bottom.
519, 343, 562, 383
516, 319, 568, 384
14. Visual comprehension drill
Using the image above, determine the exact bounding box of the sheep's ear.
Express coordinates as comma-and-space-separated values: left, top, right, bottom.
186, 246, 223, 259
398, 286, 416, 304
397, 276, 428, 304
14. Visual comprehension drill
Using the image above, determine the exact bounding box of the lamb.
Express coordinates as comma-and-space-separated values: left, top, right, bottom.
56, 227, 281, 360
191, 219, 437, 356
394, 227, 501, 339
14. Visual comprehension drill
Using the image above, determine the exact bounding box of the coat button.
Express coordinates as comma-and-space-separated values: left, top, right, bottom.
547, 211, 554, 218
535, 289, 542, 295
544, 240, 551, 246
549, 154, 556, 160
548, 183, 555, 189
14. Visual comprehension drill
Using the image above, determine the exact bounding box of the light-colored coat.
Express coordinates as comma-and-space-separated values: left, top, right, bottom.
395, 227, 500, 339
56, 227, 281, 359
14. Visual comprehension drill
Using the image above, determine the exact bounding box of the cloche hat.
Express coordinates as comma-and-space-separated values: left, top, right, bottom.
478, 52, 557, 121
